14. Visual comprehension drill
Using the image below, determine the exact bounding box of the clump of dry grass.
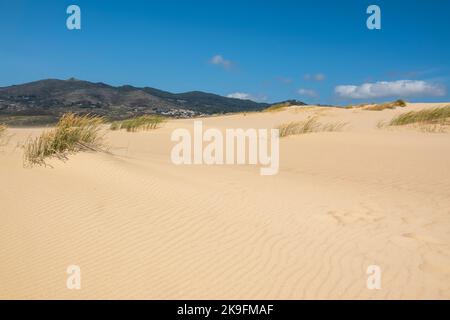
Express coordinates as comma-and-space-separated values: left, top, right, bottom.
277, 117, 319, 136
110, 121, 120, 131
364, 99, 407, 111
388, 106, 450, 126
417, 123, 449, 133
264, 102, 290, 112
23, 113, 105, 166
376, 120, 387, 129
0, 124, 6, 137
0, 124, 8, 147
344, 103, 369, 109
277, 117, 347, 137
110, 115, 165, 132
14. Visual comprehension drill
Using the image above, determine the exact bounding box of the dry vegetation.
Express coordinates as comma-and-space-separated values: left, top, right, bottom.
376, 120, 388, 129
389, 106, 450, 126
110, 115, 165, 132
23, 113, 105, 167
364, 99, 407, 111
345, 100, 406, 110
277, 117, 347, 138
344, 103, 369, 109
0, 124, 8, 147
264, 102, 290, 112
417, 124, 449, 133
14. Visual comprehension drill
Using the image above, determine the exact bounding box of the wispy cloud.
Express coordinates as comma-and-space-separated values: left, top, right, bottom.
277, 76, 293, 84
298, 88, 317, 97
335, 80, 446, 99
385, 68, 442, 80
304, 73, 326, 81
227, 92, 267, 102
210, 54, 232, 70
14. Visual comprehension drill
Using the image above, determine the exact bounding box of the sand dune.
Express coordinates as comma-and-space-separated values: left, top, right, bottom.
1, 103, 449, 299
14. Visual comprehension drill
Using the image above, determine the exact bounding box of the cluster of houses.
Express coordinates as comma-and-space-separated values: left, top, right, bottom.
160, 108, 203, 118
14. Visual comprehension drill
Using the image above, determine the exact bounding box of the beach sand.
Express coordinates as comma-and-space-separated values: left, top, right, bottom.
1, 103, 449, 299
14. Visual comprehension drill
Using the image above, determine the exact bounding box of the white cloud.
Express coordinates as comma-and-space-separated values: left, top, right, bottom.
226, 92, 266, 102
278, 76, 293, 84
304, 73, 326, 81
314, 73, 326, 81
227, 92, 252, 99
210, 54, 232, 69
298, 88, 317, 97
335, 80, 446, 99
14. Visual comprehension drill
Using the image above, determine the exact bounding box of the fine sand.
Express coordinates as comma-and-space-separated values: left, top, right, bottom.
1, 103, 449, 299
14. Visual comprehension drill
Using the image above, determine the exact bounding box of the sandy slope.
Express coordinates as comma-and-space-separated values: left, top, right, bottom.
0, 103, 449, 299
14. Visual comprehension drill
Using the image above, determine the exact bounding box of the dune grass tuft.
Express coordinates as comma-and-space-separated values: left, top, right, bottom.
264, 102, 290, 112
277, 117, 347, 138
364, 99, 407, 111
23, 113, 105, 166
0, 124, 8, 147
376, 120, 387, 129
417, 123, 448, 133
110, 115, 165, 132
344, 103, 369, 109
388, 106, 450, 126
110, 121, 120, 131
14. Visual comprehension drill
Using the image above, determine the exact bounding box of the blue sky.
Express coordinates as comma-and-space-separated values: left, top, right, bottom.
1, 0, 449, 104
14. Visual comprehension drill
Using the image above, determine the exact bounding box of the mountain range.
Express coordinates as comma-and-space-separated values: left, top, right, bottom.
0, 79, 306, 124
